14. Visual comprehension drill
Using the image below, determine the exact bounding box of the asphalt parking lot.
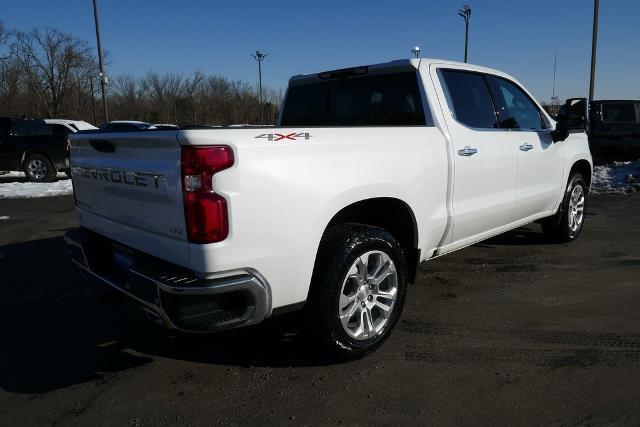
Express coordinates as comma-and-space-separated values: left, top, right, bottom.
1, 193, 639, 425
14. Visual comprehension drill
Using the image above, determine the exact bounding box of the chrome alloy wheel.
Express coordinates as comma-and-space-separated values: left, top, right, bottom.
568, 184, 585, 233
338, 250, 398, 341
27, 159, 47, 180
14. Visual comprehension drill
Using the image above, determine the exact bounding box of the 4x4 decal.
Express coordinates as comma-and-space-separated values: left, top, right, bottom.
255, 132, 312, 142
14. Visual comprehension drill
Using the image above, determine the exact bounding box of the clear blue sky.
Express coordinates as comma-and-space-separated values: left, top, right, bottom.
3, 0, 639, 102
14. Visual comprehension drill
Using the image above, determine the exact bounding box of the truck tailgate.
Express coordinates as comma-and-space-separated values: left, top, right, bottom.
70, 131, 189, 264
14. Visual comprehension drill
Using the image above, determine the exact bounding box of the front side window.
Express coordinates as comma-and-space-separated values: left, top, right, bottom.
486, 76, 544, 130
440, 69, 497, 129
601, 103, 637, 123
281, 71, 427, 126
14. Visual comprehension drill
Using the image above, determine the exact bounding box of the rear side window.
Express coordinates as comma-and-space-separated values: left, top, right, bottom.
11, 120, 50, 136
601, 103, 637, 123
281, 72, 428, 126
486, 76, 545, 130
440, 70, 497, 129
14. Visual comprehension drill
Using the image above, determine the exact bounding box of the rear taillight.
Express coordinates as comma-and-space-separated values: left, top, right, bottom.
181, 145, 234, 243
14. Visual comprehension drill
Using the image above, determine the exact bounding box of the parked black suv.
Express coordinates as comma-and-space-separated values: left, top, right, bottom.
559, 99, 640, 162
589, 100, 640, 161
0, 117, 69, 182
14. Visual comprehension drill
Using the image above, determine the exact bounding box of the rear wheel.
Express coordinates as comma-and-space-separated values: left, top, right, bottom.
306, 224, 407, 359
542, 173, 588, 242
24, 154, 56, 182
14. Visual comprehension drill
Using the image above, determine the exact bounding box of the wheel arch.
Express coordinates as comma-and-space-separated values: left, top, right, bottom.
569, 159, 592, 189
318, 197, 421, 283
21, 150, 55, 169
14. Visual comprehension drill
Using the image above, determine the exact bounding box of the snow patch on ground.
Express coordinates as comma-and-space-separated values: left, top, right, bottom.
0, 172, 73, 199
592, 160, 640, 194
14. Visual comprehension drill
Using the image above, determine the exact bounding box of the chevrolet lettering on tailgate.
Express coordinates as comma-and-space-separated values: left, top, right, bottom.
71, 165, 165, 189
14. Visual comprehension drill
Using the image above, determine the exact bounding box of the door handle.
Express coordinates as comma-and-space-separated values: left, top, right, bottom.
458, 146, 478, 156
519, 143, 534, 151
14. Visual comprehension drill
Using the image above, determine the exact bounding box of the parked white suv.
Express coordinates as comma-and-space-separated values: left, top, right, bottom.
65, 58, 592, 358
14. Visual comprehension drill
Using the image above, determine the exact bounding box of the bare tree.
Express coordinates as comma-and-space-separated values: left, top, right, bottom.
0, 24, 280, 125
110, 74, 145, 120
0, 23, 29, 116
0, 22, 9, 59
13, 27, 96, 117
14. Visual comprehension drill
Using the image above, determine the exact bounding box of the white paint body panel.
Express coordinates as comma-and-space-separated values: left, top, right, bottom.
70, 58, 592, 312
178, 126, 449, 307
429, 63, 519, 243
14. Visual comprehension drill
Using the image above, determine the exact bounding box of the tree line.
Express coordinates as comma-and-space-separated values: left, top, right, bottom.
0, 23, 282, 126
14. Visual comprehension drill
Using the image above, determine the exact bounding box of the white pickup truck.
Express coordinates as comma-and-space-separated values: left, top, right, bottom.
65, 58, 592, 358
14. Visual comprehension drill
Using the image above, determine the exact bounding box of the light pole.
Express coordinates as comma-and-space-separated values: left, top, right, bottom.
91, 0, 109, 123
458, 4, 471, 63
411, 46, 421, 58
552, 50, 557, 102
251, 50, 267, 126
551, 50, 560, 115
89, 76, 97, 125
588, 0, 599, 104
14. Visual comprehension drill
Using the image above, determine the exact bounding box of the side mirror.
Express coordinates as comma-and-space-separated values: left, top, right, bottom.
551, 119, 569, 142
552, 98, 589, 142
565, 98, 589, 130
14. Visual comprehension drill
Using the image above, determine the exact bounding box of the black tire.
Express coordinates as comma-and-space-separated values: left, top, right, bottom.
23, 154, 56, 182
305, 224, 407, 360
541, 173, 588, 242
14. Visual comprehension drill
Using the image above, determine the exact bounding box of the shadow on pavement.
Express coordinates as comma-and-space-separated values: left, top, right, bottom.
0, 236, 331, 395
0, 223, 569, 394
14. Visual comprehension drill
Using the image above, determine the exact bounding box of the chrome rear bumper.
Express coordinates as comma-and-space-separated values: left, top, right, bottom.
64, 228, 271, 333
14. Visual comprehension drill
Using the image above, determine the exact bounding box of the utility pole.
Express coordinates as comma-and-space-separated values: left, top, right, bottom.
458, 5, 471, 63
92, 0, 109, 123
411, 46, 421, 58
588, 0, 599, 104
251, 51, 267, 126
89, 76, 97, 125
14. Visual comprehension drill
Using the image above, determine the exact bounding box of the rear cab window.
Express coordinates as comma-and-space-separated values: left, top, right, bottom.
281, 71, 430, 127
50, 124, 72, 135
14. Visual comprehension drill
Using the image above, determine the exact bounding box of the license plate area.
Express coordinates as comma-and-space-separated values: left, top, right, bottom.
112, 244, 134, 272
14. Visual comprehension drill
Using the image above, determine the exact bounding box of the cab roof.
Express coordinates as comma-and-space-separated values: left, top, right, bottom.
288, 58, 511, 86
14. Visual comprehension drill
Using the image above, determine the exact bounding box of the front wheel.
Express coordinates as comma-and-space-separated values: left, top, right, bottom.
306, 224, 407, 359
542, 173, 588, 242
